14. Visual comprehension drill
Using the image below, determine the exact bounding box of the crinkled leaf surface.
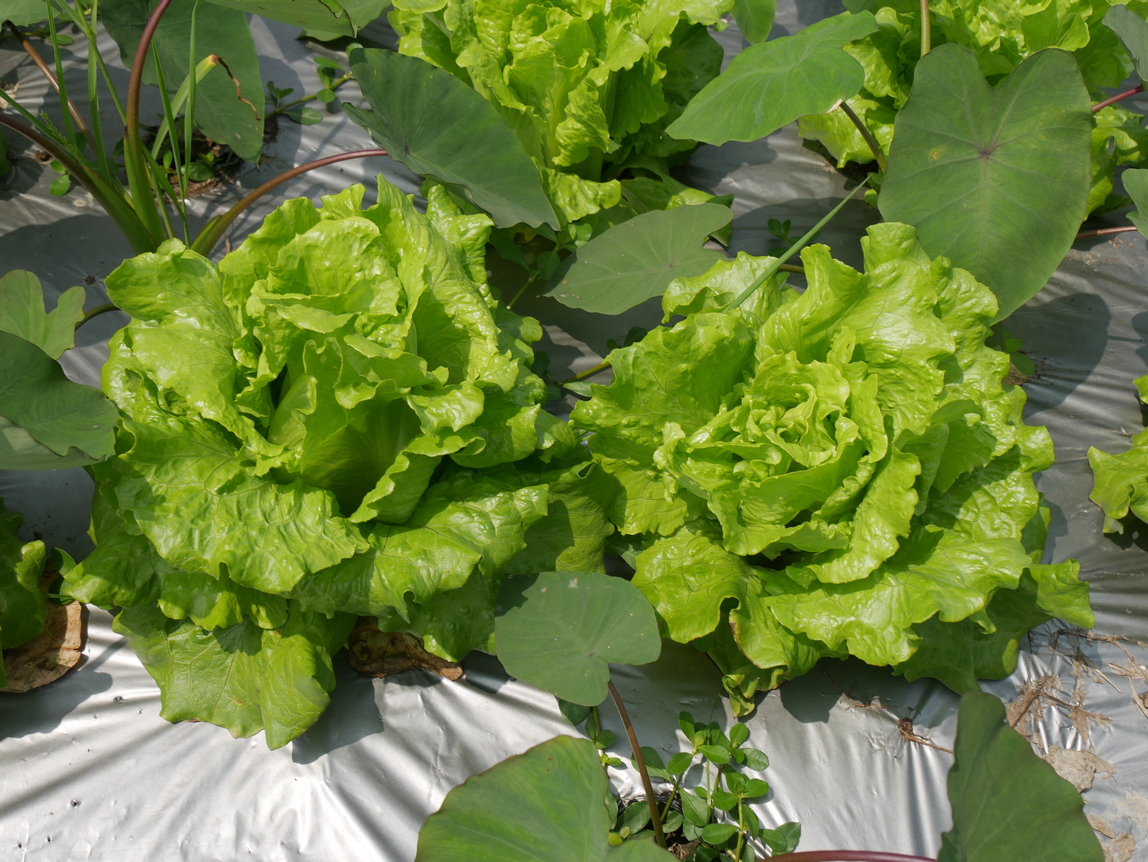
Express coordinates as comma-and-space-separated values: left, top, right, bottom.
202, 0, 353, 34
0, 498, 47, 683
544, 204, 732, 314
102, 0, 265, 162
0, 332, 117, 470
495, 571, 661, 706
346, 48, 558, 229
0, 271, 84, 359
938, 691, 1104, 862
667, 12, 878, 145
416, 735, 673, 862
879, 45, 1092, 321
115, 604, 355, 749
1089, 372, 1148, 531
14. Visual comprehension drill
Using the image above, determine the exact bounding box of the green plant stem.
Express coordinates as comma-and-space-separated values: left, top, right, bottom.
733, 800, 747, 862
75, 302, 119, 329
0, 114, 156, 253
561, 359, 611, 384
190, 148, 389, 256
4, 19, 97, 155
723, 180, 868, 311
1093, 84, 1144, 113
124, 0, 177, 247
765, 853, 934, 862
607, 681, 667, 850
838, 101, 886, 171
919, 0, 930, 56
1076, 225, 1139, 240
507, 271, 541, 310
269, 74, 353, 118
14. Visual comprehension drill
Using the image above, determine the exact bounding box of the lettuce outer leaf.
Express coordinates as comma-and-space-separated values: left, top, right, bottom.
1089, 373, 1148, 532
73, 178, 603, 745
574, 222, 1088, 710
388, 0, 734, 224
0, 498, 48, 688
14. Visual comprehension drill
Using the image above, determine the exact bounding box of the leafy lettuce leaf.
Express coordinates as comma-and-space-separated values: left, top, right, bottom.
0, 497, 47, 687
573, 223, 1090, 710
67, 178, 606, 745
1089, 373, 1148, 532
388, 0, 734, 226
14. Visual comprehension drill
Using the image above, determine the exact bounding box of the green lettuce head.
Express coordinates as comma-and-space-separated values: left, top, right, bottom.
573, 223, 1092, 713
0, 497, 48, 688
1089, 374, 1148, 532
66, 179, 610, 746
389, 0, 735, 224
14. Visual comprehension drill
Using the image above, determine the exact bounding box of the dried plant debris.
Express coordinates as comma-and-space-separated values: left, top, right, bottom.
1090, 816, 1138, 862
1, 574, 86, 693
348, 619, 463, 681
1042, 747, 1117, 793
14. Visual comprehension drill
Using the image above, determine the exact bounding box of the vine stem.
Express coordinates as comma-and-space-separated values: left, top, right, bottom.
607, 681, 666, 850
837, 101, 886, 171
190, 148, 389, 256
766, 852, 934, 862
268, 73, 354, 118
1093, 84, 1144, 113
76, 302, 119, 329
1075, 225, 1139, 240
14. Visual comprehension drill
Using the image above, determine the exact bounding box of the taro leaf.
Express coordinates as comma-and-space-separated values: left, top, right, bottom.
1104, 4, 1148, 80
938, 691, 1104, 862
0, 271, 84, 359
0, 0, 49, 25
879, 46, 1092, 322
1124, 168, 1148, 238
416, 735, 673, 862
0, 332, 117, 470
345, 47, 558, 230
101, 0, 265, 162
732, 0, 777, 45
666, 12, 878, 145
494, 571, 661, 706
544, 204, 732, 315
303, 0, 387, 39
202, 0, 353, 34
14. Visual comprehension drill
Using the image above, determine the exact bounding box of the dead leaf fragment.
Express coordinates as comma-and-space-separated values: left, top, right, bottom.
348, 618, 462, 681
1, 577, 86, 693
1042, 747, 1116, 792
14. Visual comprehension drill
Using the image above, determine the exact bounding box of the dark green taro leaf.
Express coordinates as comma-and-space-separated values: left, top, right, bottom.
1104, 4, 1148, 80
416, 736, 673, 861
495, 571, 661, 706
0, 0, 50, 25
202, 0, 353, 34
0, 332, 117, 470
544, 204, 732, 315
732, 0, 777, 45
938, 691, 1104, 862
879, 45, 1092, 322
303, 0, 387, 39
0, 271, 84, 359
666, 12, 878, 146
102, 0, 265, 161
345, 47, 558, 230
1124, 168, 1148, 238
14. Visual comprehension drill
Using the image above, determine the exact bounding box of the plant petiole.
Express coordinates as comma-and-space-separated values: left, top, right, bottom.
75, 303, 120, 329
1093, 84, 1144, 113
838, 101, 886, 171
919, 0, 930, 57
607, 680, 667, 849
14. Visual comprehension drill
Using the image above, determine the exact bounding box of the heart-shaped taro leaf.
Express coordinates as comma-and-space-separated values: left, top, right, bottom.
0, 332, 117, 470
938, 691, 1104, 862
879, 45, 1092, 322
1124, 169, 1148, 237
416, 735, 673, 862
0, 271, 84, 359
345, 47, 558, 230
203, 0, 353, 35
544, 204, 732, 315
1104, 4, 1148, 79
666, 12, 878, 145
495, 571, 661, 706
731, 0, 777, 45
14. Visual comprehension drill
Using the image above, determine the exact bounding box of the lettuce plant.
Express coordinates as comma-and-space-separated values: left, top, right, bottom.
65, 178, 611, 747
1089, 374, 1148, 532
797, 0, 1148, 214
571, 223, 1093, 712
0, 497, 48, 688
387, 0, 736, 228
